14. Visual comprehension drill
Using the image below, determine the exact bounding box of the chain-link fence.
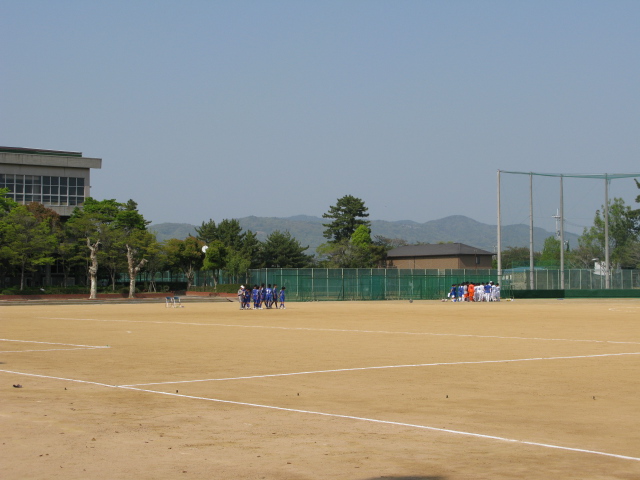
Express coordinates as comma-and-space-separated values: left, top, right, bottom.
135, 267, 640, 299
504, 269, 640, 290
247, 268, 507, 301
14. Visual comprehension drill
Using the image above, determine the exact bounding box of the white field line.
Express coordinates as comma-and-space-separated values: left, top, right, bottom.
0, 338, 109, 348
120, 351, 640, 387
1, 367, 638, 463
0, 338, 109, 354
35, 317, 640, 345
0, 369, 116, 388
119, 386, 640, 463
0, 347, 108, 354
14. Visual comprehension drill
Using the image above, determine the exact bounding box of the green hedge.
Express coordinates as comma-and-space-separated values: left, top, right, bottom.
1, 286, 144, 295
187, 284, 243, 294
2, 286, 95, 295
565, 289, 640, 298
512, 289, 640, 299
512, 290, 564, 299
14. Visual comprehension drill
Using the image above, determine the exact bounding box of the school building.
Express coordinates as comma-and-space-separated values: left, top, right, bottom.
0, 146, 102, 218
385, 243, 494, 269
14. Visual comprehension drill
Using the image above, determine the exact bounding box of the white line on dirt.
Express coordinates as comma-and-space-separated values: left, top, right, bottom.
0, 369, 116, 388
35, 317, 640, 345
2, 367, 636, 463
119, 386, 640, 463
0, 338, 109, 348
120, 351, 640, 386
0, 347, 108, 353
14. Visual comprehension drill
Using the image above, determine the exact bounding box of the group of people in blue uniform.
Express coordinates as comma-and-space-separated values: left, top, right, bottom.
445, 281, 500, 302
237, 284, 286, 310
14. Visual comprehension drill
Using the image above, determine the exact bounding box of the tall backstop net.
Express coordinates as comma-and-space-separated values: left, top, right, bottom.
248, 268, 508, 301
497, 170, 640, 289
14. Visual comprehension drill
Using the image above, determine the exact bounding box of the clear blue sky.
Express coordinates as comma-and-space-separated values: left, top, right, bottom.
2, 1, 639, 234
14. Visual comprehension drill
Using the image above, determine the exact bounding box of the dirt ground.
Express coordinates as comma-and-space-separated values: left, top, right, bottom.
1, 299, 640, 480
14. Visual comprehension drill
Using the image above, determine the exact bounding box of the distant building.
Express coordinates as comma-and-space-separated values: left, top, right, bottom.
0, 146, 102, 218
386, 243, 494, 269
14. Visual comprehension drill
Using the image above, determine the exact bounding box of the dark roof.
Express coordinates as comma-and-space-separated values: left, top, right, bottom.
387, 243, 494, 258
0, 146, 82, 157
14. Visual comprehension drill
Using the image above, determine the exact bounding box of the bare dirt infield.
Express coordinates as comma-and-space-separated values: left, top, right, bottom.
2, 299, 640, 480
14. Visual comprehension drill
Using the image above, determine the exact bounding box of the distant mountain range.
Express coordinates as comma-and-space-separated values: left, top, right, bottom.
149, 215, 579, 254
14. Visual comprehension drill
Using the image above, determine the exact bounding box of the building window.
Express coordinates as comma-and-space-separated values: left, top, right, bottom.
0, 174, 85, 207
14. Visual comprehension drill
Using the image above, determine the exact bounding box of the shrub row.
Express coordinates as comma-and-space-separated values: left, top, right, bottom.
1, 283, 241, 296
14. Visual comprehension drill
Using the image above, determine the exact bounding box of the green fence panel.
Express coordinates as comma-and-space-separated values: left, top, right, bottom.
247, 268, 508, 302
512, 290, 565, 299
513, 289, 640, 299
565, 289, 640, 298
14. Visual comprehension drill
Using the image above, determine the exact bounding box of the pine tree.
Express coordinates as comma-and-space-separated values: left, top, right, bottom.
322, 195, 370, 243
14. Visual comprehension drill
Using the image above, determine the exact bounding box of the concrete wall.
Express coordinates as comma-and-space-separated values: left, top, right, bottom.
0, 152, 102, 169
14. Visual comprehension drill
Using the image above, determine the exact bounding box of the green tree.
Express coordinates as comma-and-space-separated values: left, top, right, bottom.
351, 224, 372, 247
576, 198, 638, 269
26, 202, 62, 231
241, 230, 262, 269
317, 225, 387, 268
373, 235, 408, 249
567, 237, 603, 269
26, 202, 65, 285
80, 197, 124, 219
143, 241, 169, 292
57, 221, 86, 288
0, 187, 18, 214
0, 206, 57, 290
99, 227, 126, 290
115, 200, 154, 298
539, 236, 561, 267
203, 240, 227, 286
370, 235, 406, 267
322, 195, 371, 243
316, 240, 363, 268
197, 217, 260, 281
216, 219, 245, 250
261, 231, 312, 268
349, 225, 376, 267
618, 240, 640, 269
123, 228, 156, 296
621, 181, 640, 268
632, 179, 640, 229
494, 246, 537, 269
225, 249, 252, 284
67, 198, 124, 298
165, 236, 203, 290
115, 199, 150, 231
221, 229, 262, 282
0, 189, 17, 286
195, 219, 217, 244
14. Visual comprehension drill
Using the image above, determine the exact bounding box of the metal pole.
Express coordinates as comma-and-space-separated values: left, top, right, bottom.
560, 175, 565, 289
604, 175, 610, 289
497, 170, 502, 277
529, 173, 534, 289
